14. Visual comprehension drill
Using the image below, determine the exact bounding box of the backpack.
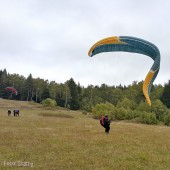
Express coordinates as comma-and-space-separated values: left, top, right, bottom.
100, 116, 105, 126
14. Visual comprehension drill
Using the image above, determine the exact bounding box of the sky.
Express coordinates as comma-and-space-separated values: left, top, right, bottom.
0, 0, 169, 87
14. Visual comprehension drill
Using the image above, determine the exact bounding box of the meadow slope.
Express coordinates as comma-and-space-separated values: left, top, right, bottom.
0, 99, 170, 170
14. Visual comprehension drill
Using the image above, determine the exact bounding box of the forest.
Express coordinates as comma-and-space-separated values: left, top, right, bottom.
0, 68, 170, 125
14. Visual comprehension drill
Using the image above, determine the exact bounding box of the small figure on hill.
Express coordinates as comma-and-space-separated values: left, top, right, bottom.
8, 109, 11, 116
13, 109, 19, 117
100, 114, 110, 133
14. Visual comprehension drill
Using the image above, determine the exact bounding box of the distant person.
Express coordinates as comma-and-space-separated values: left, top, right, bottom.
100, 114, 110, 133
8, 109, 11, 116
14, 109, 19, 117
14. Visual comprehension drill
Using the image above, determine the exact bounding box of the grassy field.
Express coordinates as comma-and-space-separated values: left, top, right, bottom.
0, 99, 170, 170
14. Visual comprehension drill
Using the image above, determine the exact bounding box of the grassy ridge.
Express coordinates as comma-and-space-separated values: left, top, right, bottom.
0, 99, 170, 170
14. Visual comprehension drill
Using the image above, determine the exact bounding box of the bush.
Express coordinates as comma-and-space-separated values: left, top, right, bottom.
152, 99, 168, 121
117, 98, 137, 110
126, 110, 138, 120
131, 110, 141, 118
164, 112, 170, 126
139, 111, 158, 125
92, 102, 115, 120
115, 107, 129, 120
136, 101, 151, 112
114, 108, 139, 120
42, 98, 57, 108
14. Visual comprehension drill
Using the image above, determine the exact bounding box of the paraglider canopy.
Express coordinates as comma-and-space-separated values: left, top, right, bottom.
88, 36, 161, 106
5, 87, 18, 95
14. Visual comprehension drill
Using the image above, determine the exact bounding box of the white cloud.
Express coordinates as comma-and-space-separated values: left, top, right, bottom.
0, 0, 169, 86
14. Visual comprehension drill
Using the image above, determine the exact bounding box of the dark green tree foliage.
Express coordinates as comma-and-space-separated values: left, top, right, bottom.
151, 84, 164, 100
0, 70, 25, 100
55, 83, 68, 107
41, 87, 50, 100
117, 98, 137, 110
1, 69, 170, 126
0, 69, 8, 98
77, 83, 82, 105
32, 78, 47, 103
0, 69, 7, 86
67, 78, 80, 110
25, 74, 34, 101
161, 80, 170, 108
125, 81, 144, 104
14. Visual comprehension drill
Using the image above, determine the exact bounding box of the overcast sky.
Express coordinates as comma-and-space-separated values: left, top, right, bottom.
0, 0, 169, 87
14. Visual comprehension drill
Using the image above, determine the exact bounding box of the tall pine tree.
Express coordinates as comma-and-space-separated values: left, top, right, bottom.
67, 78, 80, 110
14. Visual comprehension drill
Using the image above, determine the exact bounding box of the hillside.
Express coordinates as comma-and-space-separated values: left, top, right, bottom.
0, 99, 170, 170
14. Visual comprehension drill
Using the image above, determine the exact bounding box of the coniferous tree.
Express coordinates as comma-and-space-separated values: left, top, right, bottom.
67, 78, 80, 110
0, 69, 8, 98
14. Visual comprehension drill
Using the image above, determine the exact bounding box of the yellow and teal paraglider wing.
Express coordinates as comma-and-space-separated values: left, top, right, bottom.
88, 36, 160, 106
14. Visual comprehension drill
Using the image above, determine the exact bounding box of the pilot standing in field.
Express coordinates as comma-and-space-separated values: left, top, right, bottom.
8, 109, 11, 116
100, 114, 110, 133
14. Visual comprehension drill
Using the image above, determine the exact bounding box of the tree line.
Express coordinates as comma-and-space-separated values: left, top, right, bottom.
0, 69, 170, 125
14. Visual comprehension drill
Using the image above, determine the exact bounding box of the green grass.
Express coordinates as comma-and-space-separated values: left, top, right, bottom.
0, 99, 170, 170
